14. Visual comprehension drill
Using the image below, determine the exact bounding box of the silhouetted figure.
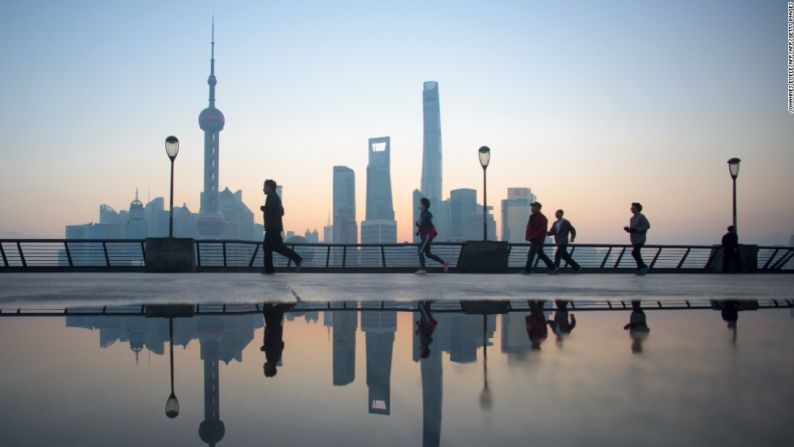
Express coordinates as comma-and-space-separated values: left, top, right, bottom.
548, 300, 576, 345
721, 225, 742, 273
415, 198, 449, 275
712, 299, 741, 344
260, 179, 302, 274
624, 300, 650, 353
623, 202, 651, 275
416, 301, 438, 359
525, 300, 548, 350
548, 209, 581, 274
261, 303, 294, 377
524, 202, 555, 274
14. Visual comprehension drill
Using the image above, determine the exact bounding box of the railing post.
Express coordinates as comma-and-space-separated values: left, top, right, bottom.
649, 247, 662, 269
381, 245, 386, 269
676, 248, 691, 269
140, 241, 147, 266
64, 241, 73, 267
222, 241, 227, 267
248, 243, 260, 268
102, 241, 110, 267
325, 246, 331, 268
772, 249, 794, 270
762, 248, 780, 270
195, 241, 201, 267
0, 242, 9, 267
599, 247, 612, 269
342, 246, 347, 269
17, 242, 27, 269
613, 247, 626, 269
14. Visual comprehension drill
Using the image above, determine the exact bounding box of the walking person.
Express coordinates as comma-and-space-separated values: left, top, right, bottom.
415, 300, 438, 359
721, 225, 742, 273
547, 209, 581, 274
415, 197, 449, 275
260, 179, 302, 274
261, 303, 294, 377
623, 202, 651, 275
525, 300, 548, 350
523, 202, 555, 274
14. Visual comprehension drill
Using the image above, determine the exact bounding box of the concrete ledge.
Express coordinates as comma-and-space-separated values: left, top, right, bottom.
457, 241, 509, 273
144, 238, 196, 273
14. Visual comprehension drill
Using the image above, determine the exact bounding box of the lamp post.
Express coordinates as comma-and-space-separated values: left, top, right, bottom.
478, 146, 491, 241
727, 157, 741, 234
165, 317, 179, 418
479, 314, 492, 410
165, 136, 180, 238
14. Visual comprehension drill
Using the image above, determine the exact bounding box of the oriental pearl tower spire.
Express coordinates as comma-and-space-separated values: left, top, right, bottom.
197, 17, 226, 237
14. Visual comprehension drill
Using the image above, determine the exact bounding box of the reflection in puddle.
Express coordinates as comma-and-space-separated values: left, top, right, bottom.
0, 299, 792, 447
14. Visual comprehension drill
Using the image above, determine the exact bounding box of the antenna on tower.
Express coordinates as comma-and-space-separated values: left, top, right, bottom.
211, 15, 215, 59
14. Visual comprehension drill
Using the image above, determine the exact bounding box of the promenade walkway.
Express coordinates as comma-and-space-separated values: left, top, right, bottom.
1, 273, 792, 307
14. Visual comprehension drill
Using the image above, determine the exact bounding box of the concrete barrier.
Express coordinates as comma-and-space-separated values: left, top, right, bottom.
145, 238, 196, 273
457, 241, 509, 273
707, 244, 758, 273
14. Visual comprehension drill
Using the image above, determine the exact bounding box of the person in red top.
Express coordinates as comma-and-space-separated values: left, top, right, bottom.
523, 202, 555, 274
525, 300, 548, 350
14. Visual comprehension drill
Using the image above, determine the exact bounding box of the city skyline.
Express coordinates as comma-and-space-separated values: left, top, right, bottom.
1, 1, 793, 244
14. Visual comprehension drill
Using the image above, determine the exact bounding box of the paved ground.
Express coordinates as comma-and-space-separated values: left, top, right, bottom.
0, 272, 793, 307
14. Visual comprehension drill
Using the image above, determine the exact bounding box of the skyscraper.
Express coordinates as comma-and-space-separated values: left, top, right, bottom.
197, 19, 226, 238
362, 137, 397, 243
449, 188, 477, 241
362, 310, 397, 415
501, 187, 536, 243
333, 166, 357, 244
421, 82, 443, 204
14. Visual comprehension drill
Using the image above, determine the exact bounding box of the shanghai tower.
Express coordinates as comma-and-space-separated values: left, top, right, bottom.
421, 81, 442, 203
197, 18, 226, 237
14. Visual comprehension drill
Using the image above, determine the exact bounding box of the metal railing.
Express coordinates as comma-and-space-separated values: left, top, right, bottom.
0, 239, 792, 272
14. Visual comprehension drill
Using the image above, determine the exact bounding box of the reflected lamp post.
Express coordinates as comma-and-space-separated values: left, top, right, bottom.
727, 157, 741, 235
479, 314, 492, 410
478, 146, 491, 241
165, 317, 179, 418
165, 136, 180, 238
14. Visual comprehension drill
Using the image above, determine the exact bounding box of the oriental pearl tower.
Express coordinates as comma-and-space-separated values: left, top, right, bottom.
196, 18, 226, 237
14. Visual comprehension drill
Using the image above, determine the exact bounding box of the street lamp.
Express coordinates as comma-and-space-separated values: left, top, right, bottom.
478, 146, 491, 241
727, 157, 741, 234
165, 136, 180, 238
165, 317, 179, 418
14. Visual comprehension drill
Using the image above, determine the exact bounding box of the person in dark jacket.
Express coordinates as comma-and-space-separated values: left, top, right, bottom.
547, 300, 576, 346
721, 225, 742, 273
524, 202, 555, 274
260, 179, 302, 274
415, 197, 449, 275
261, 303, 294, 377
624, 300, 650, 354
623, 202, 651, 275
547, 209, 581, 274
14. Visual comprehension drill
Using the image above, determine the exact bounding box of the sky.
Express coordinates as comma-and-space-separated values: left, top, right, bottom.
0, 0, 792, 244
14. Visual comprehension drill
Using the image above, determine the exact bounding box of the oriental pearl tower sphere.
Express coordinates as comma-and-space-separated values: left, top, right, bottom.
196, 18, 226, 238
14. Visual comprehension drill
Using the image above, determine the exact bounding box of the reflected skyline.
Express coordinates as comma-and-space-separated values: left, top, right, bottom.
44, 298, 790, 446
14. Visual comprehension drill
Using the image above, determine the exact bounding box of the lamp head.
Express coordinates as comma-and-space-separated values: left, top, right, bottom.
165, 136, 179, 160
478, 146, 491, 169
727, 157, 741, 179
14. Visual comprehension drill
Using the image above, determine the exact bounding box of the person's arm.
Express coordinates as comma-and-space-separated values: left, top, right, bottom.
569, 314, 577, 331
569, 222, 576, 243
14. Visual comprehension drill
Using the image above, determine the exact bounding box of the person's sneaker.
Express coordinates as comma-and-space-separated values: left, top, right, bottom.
414, 269, 427, 275
640, 267, 649, 275
549, 268, 559, 275
573, 266, 582, 274
443, 262, 449, 273
294, 259, 303, 272
521, 270, 531, 276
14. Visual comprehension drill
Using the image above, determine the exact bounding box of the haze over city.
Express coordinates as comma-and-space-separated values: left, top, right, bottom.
1, 0, 792, 244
